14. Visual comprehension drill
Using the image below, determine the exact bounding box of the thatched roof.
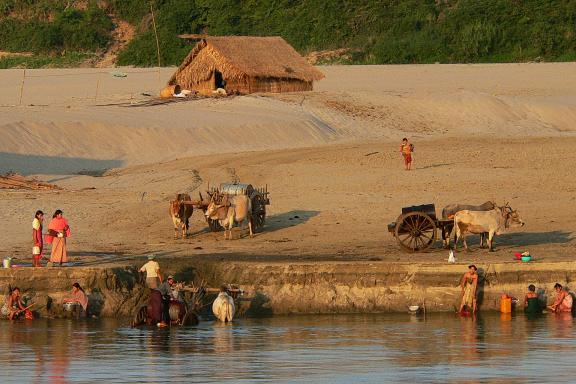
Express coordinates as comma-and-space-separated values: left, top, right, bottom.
168, 36, 324, 86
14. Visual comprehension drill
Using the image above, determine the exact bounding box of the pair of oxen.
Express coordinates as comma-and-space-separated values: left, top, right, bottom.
169, 192, 253, 240
442, 201, 525, 252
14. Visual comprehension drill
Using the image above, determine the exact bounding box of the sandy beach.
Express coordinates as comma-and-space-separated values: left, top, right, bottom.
0, 63, 575, 266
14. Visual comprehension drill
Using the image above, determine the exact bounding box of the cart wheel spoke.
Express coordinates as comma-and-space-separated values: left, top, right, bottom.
420, 231, 433, 240
406, 236, 414, 250
399, 233, 412, 241
411, 236, 420, 250
414, 217, 424, 231
420, 221, 433, 231
400, 220, 410, 233
414, 236, 423, 250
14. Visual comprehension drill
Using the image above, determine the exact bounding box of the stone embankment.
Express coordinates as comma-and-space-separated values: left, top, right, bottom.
1, 259, 574, 318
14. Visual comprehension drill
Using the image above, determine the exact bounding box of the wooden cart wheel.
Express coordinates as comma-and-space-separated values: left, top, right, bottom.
251, 194, 266, 233
394, 212, 437, 252
207, 218, 222, 232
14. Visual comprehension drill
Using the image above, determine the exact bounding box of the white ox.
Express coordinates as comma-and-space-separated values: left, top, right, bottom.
441, 201, 496, 248
212, 291, 235, 322
454, 205, 525, 252
205, 194, 253, 239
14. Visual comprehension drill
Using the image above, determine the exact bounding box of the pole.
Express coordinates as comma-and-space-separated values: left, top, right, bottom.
423, 299, 427, 320
150, 2, 162, 86
18, 68, 26, 106
95, 72, 101, 102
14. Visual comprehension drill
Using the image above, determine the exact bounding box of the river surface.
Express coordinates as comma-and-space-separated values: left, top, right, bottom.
1, 313, 576, 383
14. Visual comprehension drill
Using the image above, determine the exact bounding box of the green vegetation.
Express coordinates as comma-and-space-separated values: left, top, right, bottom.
1, 0, 575, 68
112, 0, 203, 66
0, 1, 112, 55
115, 0, 576, 66
0, 52, 95, 69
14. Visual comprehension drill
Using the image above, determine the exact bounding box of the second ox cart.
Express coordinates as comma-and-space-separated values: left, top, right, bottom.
193, 182, 270, 233
387, 203, 454, 252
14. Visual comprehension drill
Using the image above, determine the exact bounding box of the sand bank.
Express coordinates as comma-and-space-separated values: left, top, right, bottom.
0, 63, 574, 267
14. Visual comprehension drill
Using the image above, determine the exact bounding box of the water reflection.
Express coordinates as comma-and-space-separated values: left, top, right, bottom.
0, 313, 575, 383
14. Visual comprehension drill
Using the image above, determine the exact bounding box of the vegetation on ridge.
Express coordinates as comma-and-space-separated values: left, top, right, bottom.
1, 0, 575, 68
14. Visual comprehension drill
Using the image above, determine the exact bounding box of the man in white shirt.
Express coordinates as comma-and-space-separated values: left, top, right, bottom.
139, 255, 162, 289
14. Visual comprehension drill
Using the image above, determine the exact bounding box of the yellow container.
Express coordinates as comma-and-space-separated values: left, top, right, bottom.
500, 296, 512, 313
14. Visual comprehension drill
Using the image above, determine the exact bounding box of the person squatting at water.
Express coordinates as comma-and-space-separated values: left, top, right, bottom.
32, 210, 44, 267
459, 265, 478, 314
63, 283, 89, 317
547, 283, 573, 313
139, 255, 162, 289
524, 284, 542, 315
1, 287, 33, 320
45, 210, 71, 266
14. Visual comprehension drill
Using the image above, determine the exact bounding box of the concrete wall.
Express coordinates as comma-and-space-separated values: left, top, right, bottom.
1, 260, 575, 318
188, 261, 576, 315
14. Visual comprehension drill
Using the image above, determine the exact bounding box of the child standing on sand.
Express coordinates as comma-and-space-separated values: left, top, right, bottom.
400, 138, 414, 171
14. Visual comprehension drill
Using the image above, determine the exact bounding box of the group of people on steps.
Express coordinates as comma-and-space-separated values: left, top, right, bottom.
458, 265, 573, 315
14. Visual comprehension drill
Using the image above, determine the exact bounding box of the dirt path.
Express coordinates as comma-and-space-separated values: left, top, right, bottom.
96, 17, 135, 68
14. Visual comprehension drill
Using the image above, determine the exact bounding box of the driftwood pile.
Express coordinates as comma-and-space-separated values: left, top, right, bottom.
0, 173, 59, 190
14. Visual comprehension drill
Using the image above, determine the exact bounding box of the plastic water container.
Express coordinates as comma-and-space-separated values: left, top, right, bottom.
500, 295, 512, 313
3, 258, 11, 268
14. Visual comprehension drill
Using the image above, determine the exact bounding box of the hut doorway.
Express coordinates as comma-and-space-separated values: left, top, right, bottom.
214, 70, 225, 89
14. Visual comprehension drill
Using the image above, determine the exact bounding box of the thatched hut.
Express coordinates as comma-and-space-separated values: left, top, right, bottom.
168, 36, 324, 94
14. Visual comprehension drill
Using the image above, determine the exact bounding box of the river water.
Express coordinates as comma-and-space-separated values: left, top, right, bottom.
1, 313, 575, 383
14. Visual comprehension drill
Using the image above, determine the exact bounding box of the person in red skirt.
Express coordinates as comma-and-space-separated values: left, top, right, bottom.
32, 210, 44, 267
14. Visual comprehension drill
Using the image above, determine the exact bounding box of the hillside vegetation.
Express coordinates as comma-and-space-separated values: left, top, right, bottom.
1, 0, 575, 68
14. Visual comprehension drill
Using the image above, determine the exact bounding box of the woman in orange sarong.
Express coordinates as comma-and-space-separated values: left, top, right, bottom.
45, 210, 71, 266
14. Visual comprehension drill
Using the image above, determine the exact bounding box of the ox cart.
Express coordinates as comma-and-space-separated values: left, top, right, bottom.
387, 204, 453, 252
191, 182, 270, 233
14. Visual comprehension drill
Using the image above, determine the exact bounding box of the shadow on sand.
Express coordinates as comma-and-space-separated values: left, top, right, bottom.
497, 231, 573, 247
0, 152, 122, 176
264, 210, 320, 233
72, 250, 180, 267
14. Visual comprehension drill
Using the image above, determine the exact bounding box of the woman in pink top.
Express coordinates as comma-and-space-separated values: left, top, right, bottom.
547, 283, 573, 313
45, 209, 71, 266
63, 283, 88, 316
